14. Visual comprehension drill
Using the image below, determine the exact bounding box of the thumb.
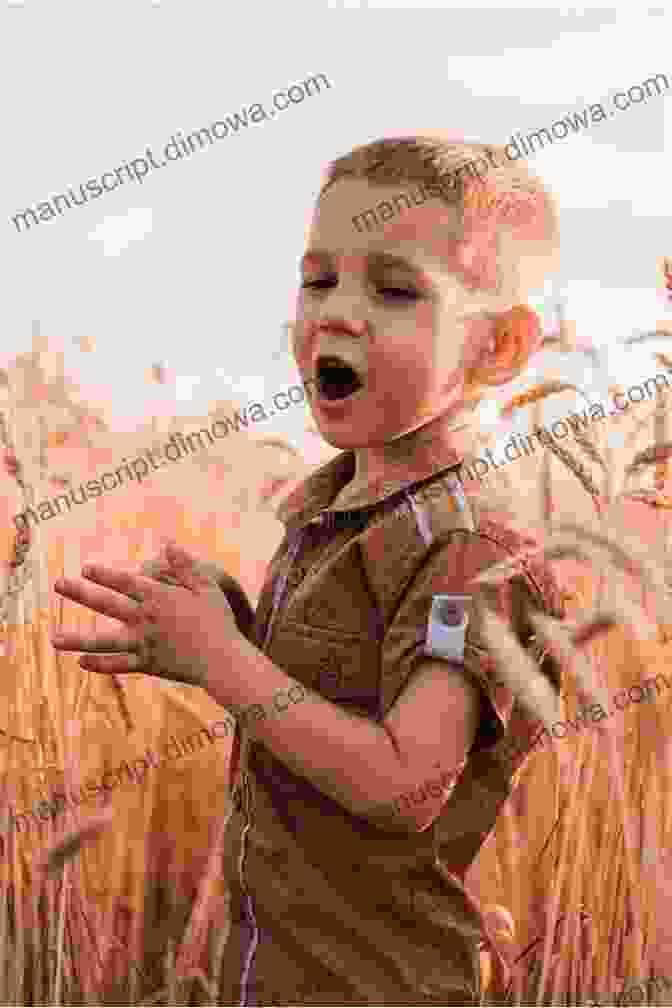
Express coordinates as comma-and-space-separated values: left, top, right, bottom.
163, 541, 220, 593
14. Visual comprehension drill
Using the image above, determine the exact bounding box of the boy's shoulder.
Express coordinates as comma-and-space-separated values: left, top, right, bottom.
453, 483, 563, 618
359, 465, 565, 621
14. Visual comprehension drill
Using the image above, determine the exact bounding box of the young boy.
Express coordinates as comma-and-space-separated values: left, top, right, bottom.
52, 137, 566, 1005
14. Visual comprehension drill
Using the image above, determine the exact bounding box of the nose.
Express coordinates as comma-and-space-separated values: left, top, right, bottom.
316, 315, 369, 341
316, 262, 372, 331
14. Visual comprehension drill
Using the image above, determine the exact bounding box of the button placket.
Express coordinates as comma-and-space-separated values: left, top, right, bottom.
286, 518, 351, 609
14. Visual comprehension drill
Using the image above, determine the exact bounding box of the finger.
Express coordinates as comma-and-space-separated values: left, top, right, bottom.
155, 542, 180, 573
139, 563, 181, 587
139, 558, 162, 577
140, 556, 173, 577
79, 653, 146, 673
141, 545, 181, 577
164, 542, 217, 591
54, 576, 140, 623
52, 630, 140, 653
80, 564, 155, 603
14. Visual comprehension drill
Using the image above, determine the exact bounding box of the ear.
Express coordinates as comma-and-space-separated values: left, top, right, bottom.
472, 306, 541, 390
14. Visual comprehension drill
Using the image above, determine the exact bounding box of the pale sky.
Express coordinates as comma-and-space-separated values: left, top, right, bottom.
3, 3, 671, 456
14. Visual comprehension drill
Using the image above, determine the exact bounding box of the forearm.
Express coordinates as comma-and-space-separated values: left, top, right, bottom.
203, 632, 404, 820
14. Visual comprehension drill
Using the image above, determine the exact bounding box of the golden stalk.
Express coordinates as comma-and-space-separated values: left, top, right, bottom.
571, 426, 607, 472
545, 436, 602, 500
501, 381, 581, 418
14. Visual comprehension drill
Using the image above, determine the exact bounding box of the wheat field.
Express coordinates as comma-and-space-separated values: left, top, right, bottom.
2, 335, 672, 1005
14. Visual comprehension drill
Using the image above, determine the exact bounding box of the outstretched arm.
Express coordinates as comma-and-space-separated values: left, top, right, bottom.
52, 550, 478, 831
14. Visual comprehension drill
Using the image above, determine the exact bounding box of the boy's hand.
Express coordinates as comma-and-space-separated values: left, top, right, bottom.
140, 550, 227, 588
51, 542, 240, 688
140, 549, 255, 640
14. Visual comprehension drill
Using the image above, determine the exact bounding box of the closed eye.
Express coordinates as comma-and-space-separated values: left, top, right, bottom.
300, 278, 421, 301
379, 288, 420, 301
301, 276, 336, 290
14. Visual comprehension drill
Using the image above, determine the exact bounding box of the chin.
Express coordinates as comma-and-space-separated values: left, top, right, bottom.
314, 413, 422, 448
310, 418, 372, 450
316, 429, 364, 450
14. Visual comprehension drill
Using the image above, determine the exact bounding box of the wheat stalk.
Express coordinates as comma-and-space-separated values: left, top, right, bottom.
546, 437, 602, 498
527, 608, 603, 703
571, 427, 607, 472
109, 675, 134, 735
39, 809, 113, 878
476, 598, 559, 728
654, 387, 672, 489
472, 547, 545, 588
501, 381, 581, 419
552, 521, 671, 629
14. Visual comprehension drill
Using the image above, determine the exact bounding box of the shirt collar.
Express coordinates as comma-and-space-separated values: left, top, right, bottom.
276, 414, 480, 531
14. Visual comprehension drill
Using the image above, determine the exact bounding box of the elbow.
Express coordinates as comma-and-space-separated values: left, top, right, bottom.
354, 729, 450, 831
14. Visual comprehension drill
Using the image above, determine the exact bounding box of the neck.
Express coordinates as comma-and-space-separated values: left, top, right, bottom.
351, 406, 479, 489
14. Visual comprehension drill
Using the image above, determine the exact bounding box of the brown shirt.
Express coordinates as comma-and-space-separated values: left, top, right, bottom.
220, 436, 565, 1006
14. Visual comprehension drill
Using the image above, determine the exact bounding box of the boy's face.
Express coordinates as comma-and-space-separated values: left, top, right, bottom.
293, 177, 507, 450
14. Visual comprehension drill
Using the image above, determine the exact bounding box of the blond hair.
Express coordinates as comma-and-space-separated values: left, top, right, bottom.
319, 135, 561, 400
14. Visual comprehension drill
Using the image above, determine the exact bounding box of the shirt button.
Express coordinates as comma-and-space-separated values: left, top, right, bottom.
288, 566, 306, 588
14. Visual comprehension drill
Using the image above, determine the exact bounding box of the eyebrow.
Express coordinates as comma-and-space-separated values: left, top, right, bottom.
300, 250, 423, 274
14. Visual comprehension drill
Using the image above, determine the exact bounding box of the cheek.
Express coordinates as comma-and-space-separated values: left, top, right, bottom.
366, 326, 463, 424
461, 318, 492, 371
368, 340, 432, 409
375, 354, 434, 427
290, 315, 316, 372
370, 305, 437, 393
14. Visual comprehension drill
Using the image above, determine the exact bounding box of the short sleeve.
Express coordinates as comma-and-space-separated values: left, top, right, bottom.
379, 529, 550, 755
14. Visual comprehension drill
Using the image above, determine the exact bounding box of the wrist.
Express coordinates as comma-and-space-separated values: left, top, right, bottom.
199, 626, 249, 700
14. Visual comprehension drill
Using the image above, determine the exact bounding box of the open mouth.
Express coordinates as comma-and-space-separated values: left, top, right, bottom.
315, 355, 364, 401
